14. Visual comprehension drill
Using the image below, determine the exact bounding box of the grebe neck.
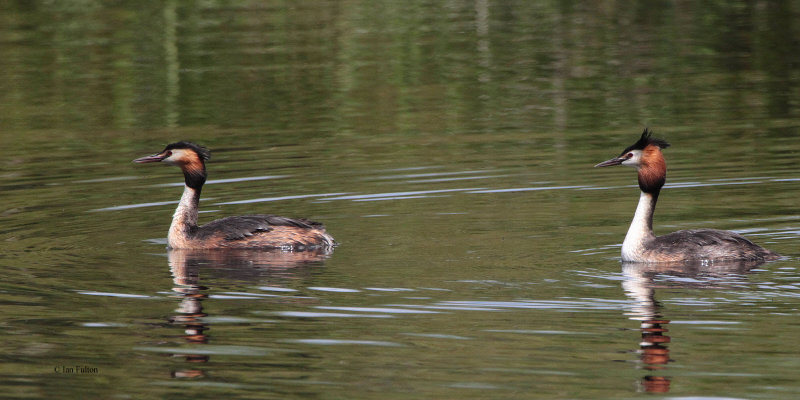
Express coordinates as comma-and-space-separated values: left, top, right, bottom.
621, 190, 658, 261
168, 181, 202, 249
622, 145, 667, 261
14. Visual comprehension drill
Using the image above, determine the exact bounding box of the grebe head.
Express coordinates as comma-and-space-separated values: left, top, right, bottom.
134, 142, 210, 189
133, 141, 210, 165
595, 129, 670, 193
594, 129, 670, 169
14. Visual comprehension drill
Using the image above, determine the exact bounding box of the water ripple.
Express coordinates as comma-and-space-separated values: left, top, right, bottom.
468, 185, 588, 194
486, 329, 590, 335
316, 306, 441, 314
89, 198, 216, 212
74, 176, 140, 183
258, 286, 298, 292
353, 195, 434, 202
670, 320, 741, 325
385, 303, 503, 311
274, 311, 393, 319
366, 169, 496, 181
134, 345, 284, 356
213, 192, 349, 205
77, 291, 150, 298
156, 175, 289, 187
321, 188, 484, 201
308, 287, 361, 293
90, 200, 180, 212
406, 174, 509, 183
402, 332, 471, 340
218, 291, 303, 298
435, 299, 627, 311
284, 339, 403, 347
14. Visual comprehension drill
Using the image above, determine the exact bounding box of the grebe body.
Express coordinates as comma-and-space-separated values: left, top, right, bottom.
595, 129, 779, 263
134, 142, 335, 250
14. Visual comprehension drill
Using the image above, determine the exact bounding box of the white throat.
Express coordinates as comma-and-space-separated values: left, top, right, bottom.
621, 191, 656, 262
168, 185, 200, 249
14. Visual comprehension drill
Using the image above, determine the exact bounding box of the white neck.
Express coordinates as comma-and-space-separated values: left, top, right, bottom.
168, 185, 200, 249
621, 191, 657, 262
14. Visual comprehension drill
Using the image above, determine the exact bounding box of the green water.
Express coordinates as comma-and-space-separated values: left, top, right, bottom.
2, 1, 800, 399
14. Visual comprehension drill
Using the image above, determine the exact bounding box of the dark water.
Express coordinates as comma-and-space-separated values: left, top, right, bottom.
2, 1, 800, 399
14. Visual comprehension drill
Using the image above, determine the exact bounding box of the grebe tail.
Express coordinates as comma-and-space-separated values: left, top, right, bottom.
595, 129, 779, 263
134, 141, 335, 250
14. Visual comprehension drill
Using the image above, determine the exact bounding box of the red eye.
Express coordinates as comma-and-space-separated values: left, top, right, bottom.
165, 151, 173, 157
625, 153, 633, 158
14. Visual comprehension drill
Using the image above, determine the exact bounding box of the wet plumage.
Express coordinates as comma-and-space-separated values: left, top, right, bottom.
134, 142, 335, 250
642, 229, 777, 263
190, 215, 333, 250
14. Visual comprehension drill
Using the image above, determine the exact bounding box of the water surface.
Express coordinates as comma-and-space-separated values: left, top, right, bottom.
1, 1, 800, 399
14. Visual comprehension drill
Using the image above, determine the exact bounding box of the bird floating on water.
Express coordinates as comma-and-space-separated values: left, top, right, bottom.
595, 129, 779, 263
134, 142, 335, 250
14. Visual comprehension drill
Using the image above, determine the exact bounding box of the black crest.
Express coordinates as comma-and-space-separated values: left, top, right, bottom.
620, 128, 670, 155
164, 141, 211, 161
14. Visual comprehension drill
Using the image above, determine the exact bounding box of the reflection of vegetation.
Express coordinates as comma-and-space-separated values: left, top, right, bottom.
0, 1, 796, 135
0, 0, 796, 256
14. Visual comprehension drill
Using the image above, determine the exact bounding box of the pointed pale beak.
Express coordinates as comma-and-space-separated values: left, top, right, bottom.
133, 153, 167, 163
594, 157, 625, 168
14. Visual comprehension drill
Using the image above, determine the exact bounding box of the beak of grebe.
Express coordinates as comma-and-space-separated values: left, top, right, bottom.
133, 152, 169, 164
594, 156, 625, 168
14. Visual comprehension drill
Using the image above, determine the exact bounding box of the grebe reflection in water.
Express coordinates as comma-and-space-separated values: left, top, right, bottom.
166, 247, 331, 378
621, 258, 767, 393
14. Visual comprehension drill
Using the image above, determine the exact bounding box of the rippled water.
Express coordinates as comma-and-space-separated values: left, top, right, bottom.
2, 1, 800, 399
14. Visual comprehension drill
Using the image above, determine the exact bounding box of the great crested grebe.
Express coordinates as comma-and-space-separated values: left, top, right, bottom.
595, 129, 779, 263
134, 142, 335, 250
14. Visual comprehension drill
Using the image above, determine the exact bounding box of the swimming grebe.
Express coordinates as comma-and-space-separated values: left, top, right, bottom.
134, 142, 335, 250
595, 129, 779, 263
